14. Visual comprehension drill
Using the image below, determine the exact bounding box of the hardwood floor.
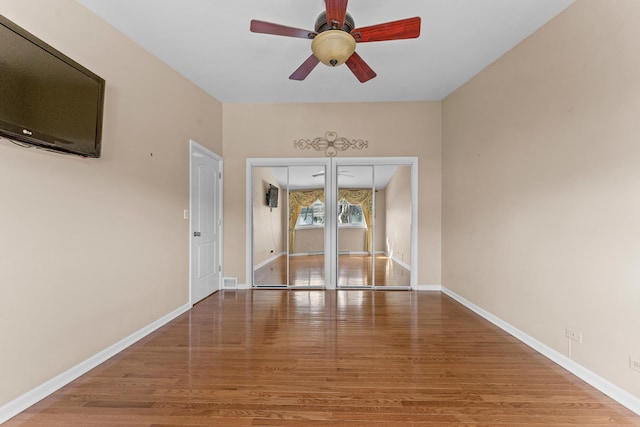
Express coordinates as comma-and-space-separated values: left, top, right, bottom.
255, 254, 411, 287
7, 290, 639, 426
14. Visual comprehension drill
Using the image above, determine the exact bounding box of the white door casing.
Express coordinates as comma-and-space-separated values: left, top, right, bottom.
190, 141, 223, 304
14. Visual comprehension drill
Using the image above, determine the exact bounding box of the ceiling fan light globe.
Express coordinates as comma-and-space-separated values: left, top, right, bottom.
311, 30, 356, 67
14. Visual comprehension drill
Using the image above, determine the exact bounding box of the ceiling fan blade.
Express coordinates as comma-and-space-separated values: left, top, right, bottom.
313, 171, 354, 177
352, 17, 421, 43
289, 55, 321, 81
345, 52, 376, 83
250, 20, 316, 39
325, 0, 348, 29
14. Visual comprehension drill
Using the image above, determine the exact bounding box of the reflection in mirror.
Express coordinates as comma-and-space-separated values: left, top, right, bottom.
252, 166, 288, 286
380, 165, 412, 287
252, 165, 327, 288
288, 165, 326, 287
337, 165, 374, 287
251, 161, 412, 289
335, 163, 412, 288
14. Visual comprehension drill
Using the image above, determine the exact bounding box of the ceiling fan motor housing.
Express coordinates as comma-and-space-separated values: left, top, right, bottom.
315, 11, 355, 33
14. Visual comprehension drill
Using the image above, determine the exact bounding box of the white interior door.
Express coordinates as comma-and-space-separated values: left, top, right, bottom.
190, 141, 222, 304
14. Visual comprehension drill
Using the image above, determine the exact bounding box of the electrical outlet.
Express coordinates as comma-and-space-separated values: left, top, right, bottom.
630, 357, 640, 373
565, 327, 582, 343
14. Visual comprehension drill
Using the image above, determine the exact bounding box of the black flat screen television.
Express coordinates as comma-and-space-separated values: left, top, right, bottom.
0, 15, 105, 158
266, 184, 278, 208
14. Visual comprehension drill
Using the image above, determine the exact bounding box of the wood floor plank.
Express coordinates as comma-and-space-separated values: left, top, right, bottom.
5, 290, 639, 426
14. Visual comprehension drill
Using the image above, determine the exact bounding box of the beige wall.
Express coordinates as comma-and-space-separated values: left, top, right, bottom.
385, 166, 412, 266
293, 227, 325, 254
293, 228, 371, 253
223, 102, 441, 285
294, 227, 369, 254
338, 228, 367, 253
0, 0, 222, 406
251, 167, 286, 265
374, 189, 386, 253
443, 0, 640, 400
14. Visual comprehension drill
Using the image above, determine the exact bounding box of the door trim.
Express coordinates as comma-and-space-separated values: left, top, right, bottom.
189, 140, 223, 305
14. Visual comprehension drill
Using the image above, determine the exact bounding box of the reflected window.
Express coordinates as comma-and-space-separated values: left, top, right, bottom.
297, 200, 325, 226
338, 199, 365, 226
296, 199, 365, 228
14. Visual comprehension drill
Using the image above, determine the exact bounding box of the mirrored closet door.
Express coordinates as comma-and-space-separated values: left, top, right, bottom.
334, 161, 414, 289
250, 159, 330, 288
248, 157, 417, 289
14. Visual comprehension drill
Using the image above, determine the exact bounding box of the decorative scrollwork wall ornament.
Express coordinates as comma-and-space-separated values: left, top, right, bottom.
293, 131, 368, 157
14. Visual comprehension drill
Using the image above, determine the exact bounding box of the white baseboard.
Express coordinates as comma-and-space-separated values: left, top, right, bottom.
0, 302, 191, 425
415, 284, 442, 291
288, 251, 324, 257
253, 252, 286, 271
441, 286, 640, 416
390, 256, 411, 271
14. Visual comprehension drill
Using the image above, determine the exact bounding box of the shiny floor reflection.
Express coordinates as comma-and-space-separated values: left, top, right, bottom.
254, 254, 410, 287
8, 290, 639, 426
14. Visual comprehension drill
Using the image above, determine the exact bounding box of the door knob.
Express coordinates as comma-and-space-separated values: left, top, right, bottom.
194, 231, 201, 237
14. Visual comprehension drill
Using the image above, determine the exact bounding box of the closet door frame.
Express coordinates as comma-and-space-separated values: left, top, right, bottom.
246, 157, 418, 290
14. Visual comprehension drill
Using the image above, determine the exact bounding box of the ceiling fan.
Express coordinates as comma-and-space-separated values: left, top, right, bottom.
312, 170, 354, 178
250, 0, 421, 83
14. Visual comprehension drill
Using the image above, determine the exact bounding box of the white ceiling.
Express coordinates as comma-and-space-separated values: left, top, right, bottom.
76, 0, 574, 104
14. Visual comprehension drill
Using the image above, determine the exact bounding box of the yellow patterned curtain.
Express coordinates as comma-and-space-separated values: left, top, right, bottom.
288, 188, 373, 253
338, 189, 373, 252
288, 189, 325, 252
